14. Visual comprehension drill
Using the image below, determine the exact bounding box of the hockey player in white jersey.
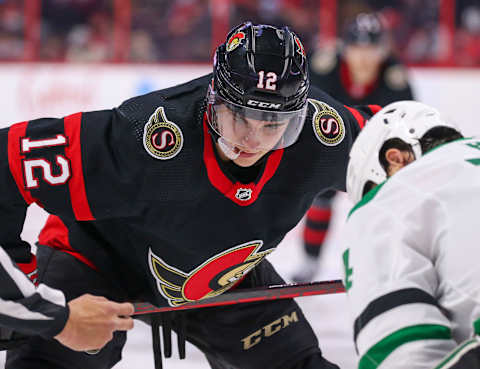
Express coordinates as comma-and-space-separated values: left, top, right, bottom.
342, 100, 480, 369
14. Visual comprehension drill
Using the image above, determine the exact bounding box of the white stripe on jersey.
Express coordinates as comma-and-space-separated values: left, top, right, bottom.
0, 246, 35, 297
36, 283, 66, 308
0, 298, 53, 321
0, 246, 65, 319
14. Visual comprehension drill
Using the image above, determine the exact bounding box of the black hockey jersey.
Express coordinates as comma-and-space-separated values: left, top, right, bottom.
2, 74, 377, 307
308, 49, 414, 106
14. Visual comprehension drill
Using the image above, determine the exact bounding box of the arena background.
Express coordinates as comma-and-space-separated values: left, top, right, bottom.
0, 0, 479, 368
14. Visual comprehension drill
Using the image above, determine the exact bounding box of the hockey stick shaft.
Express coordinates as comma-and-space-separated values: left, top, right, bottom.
133, 279, 345, 315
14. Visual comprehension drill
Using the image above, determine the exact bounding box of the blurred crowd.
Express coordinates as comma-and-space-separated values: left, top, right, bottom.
0, 0, 479, 65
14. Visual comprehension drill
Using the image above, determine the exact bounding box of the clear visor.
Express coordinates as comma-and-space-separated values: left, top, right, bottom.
207, 87, 307, 153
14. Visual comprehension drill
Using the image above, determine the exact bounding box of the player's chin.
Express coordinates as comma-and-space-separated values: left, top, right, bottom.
233, 151, 266, 167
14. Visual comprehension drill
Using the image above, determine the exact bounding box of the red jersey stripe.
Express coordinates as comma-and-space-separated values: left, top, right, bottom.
255, 149, 283, 195
306, 206, 332, 222
63, 113, 95, 221
344, 106, 366, 129
7, 121, 35, 205
38, 215, 97, 270
202, 117, 233, 195
368, 105, 382, 114
304, 228, 328, 245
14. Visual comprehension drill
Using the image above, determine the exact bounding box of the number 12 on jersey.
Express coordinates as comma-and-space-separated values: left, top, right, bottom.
21, 135, 71, 189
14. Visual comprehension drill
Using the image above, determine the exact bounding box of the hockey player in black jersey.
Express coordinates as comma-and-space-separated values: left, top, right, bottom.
293, 12, 414, 283
2, 22, 378, 369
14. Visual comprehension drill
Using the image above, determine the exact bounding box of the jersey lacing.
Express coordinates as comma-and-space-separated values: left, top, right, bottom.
150, 311, 186, 369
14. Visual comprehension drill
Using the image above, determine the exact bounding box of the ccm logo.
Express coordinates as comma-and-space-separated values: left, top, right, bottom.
241, 311, 299, 350
247, 100, 281, 109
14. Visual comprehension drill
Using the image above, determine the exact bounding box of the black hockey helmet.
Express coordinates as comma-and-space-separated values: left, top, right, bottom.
343, 13, 386, 45
207, 22, 310, 158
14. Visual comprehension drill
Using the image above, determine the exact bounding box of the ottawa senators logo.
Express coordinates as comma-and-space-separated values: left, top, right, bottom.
148, 241, 274, 306
143, 106, 183, 160
309, 99, 345, 146
226, 31, 245, 52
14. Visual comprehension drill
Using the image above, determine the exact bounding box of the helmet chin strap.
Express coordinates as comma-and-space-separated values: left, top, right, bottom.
218, 137, 241, 160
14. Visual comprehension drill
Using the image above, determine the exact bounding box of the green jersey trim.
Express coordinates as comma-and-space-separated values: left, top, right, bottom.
433, 338, 480, 369
359, 324, 451, 369
348, 181, 386, 219
473, 318, 480, 335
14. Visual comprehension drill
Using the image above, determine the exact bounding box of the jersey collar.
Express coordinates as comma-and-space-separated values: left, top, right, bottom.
340, 60, 379, 100
202, 115, 284, 206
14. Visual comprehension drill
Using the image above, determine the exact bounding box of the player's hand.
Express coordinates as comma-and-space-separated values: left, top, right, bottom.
16, 253, 38, 286
54, 294, 134, 352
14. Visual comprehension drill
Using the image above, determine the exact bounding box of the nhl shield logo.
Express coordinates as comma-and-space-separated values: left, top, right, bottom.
235, 188, 252, 201
148, 241, 274, 306
143, 106, 183, 160
309, 99, 345, 146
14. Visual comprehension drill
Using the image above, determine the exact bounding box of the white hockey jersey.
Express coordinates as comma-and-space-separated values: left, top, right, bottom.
342, 137, 480, 369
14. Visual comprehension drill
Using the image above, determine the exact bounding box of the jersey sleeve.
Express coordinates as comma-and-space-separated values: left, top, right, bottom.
0, 109, 141, 281
0, 246, 68, 338
343, 184, 457, 369
3, 109, 141, 223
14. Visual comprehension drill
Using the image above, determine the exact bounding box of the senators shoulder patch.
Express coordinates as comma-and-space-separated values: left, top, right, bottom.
143, 106, 183, 160
309, 99, 345, 146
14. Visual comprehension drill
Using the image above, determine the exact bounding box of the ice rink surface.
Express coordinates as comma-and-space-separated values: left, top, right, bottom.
0, 193, 356, 369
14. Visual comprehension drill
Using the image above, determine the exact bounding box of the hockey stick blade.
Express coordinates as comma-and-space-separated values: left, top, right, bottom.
133, 279, 345, 315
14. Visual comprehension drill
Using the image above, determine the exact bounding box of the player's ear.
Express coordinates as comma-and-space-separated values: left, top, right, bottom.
385, 148, 412, 177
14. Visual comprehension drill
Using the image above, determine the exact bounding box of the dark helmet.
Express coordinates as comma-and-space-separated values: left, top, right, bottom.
207, 22, 310, 159
213, 22, 309, 112
343, 13, 386, 46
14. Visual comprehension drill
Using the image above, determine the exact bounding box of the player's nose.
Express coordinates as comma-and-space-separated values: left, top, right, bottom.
241, 132, 261, 150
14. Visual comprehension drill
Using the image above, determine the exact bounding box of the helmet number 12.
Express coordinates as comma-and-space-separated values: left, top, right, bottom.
257, 71, 277, 91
